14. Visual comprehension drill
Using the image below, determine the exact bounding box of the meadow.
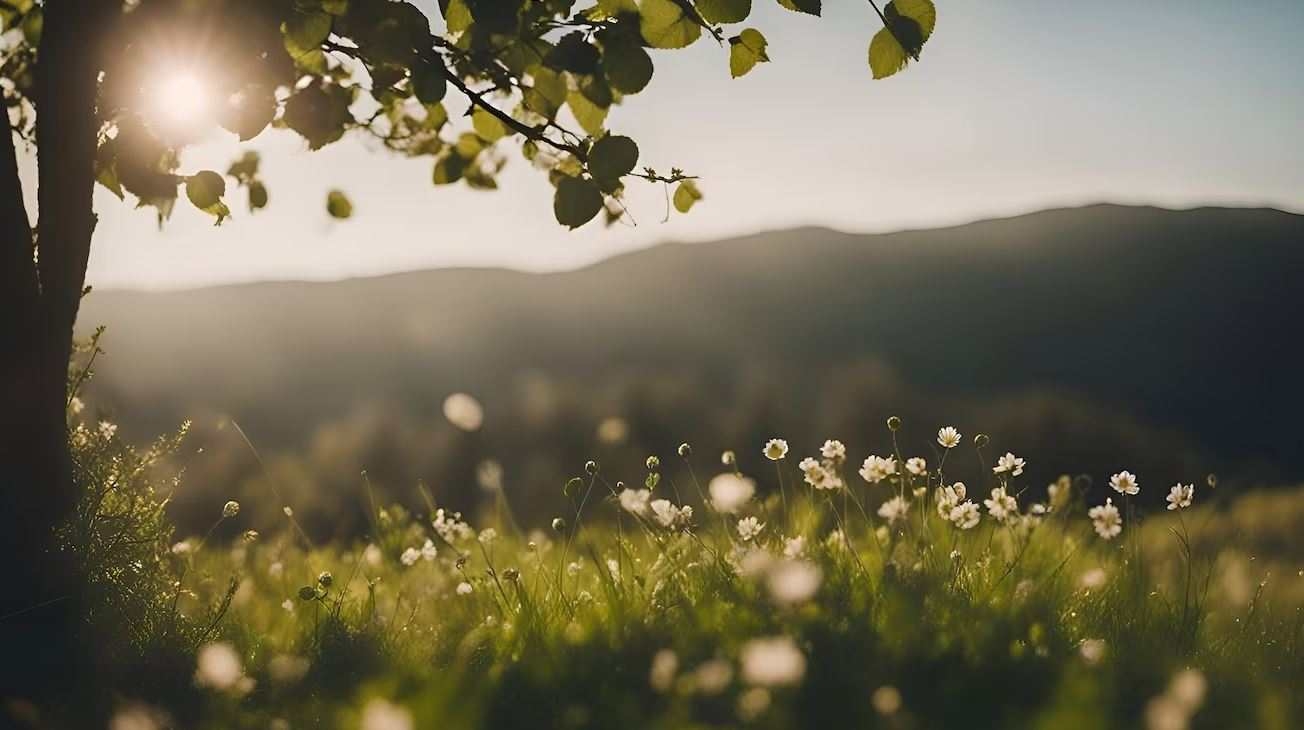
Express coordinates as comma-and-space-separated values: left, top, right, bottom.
68, 390, 1304, 730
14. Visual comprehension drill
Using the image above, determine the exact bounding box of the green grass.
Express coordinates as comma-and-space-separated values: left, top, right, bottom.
58, 415, 1304, 730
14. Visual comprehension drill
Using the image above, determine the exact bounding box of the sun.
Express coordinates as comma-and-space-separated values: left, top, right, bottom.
153, 70, 210, 127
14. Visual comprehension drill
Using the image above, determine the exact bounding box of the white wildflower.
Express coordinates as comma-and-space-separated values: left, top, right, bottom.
650, 499, 693, 529
935, 482, 967, 518
763, 439, 789, 460
949, 501, 981, 529
477, 528, 498, 546
709, 473, 756, 514
1166, 483, 1194, 510
693, 659, 734, 695
736, 516, 766, 542
766, 560, 821, 606
905, 457, 927, 476
456, 581, 473, 595
98, 420, 118, 439
1088, 498, 1123, 540
400, 547, 420, 567
984, 487, 1019, 523
877, 495, 910, 524
740, 636, 806, 687
859, 455, 897, 484
476, 460, 504, 491
820, 439, 846, 463
360, 698, 413, 730
194, 642, 243, 691
993, 452, 1026, 477
442, 392, 484, 431
1079, 638, 1107, 665
1080, 568, 1108, 590
737, 688, 771, 721
619, 488, 652, 517
1110, 470, 1140, 496
649, 649, 678, 692
420, 539, 437, 561
281, 599, 294, 613
222, 500, 241, 518
782, 535, 806, 559
937, 426, 962, 449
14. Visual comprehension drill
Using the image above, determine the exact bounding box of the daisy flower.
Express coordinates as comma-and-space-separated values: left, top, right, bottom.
877, 496, 910, 525
905, 457, 927, 476
1088, 498, 1122, 540
1166, 483, 1194, 510
820, 439, 846, 463
763, 439, 789, 460
984, 486, 1019, 523
737, 516, 766, 542
993, 452, 1026, 477
937, 426, 962, 449
619, 487, 652, 516
949, 501, 981, 529
1110, 470, 1140, 496
859, 455, 897, 484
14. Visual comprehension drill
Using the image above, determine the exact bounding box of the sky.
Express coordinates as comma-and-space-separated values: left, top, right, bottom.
42, 0, 1304, 290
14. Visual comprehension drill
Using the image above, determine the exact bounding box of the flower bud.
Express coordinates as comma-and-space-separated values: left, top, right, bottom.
646, 456, 661, 470
886, 416, 902, 432
317, 571, 333, 588
552, 517, 567, 533
585, 460, 599, 475
222, 500, 241, 518
974, 433, 990, 448
677, 443, 692, 458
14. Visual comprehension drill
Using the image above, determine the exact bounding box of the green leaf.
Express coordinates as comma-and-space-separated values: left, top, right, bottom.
185, 171, 230, 225
219, 84, 277, 141
777, 0, 820, 16
283, 83, 354, 149
639, 0, 702, 49
588, 135, 639, 183
672, 179, 702, 213
567, 91, 608, 137
96, 162, 124, 201
891, 0, 936, 41
553, 176, 604, 229
472, 108, 509, 142
432, 153, 466, 185
283, 11, 332, 60
226, 150, 261, 183
248, 181, 269, 211
326, 190, 353, 219
697, 0, 750, 24
412, 59, 448, 104
523, 67, 567, 119
443, 0, 473, 33
868, 27, 908, 79
728, 28, 769, 78
185, 170, 225, 209
602, 39, 654, 95
20, 7, 41, 45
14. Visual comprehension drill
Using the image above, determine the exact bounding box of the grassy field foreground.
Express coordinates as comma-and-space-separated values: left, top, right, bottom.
59, 410, 1304, 730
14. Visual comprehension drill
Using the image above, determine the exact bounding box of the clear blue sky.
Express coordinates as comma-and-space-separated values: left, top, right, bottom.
71, 0, 1304, 289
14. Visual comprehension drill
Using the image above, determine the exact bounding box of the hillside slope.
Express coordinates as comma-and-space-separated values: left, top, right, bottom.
79, 204, 1304, 530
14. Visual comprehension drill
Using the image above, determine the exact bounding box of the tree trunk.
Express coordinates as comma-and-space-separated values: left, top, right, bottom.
0, 0, 114, 702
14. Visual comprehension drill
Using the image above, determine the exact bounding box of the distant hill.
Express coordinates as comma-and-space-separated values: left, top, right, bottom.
78, 204, 1304, 534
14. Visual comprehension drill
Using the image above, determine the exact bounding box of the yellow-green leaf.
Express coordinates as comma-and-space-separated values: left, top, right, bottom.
777, 0, 820, 16
567, 91, 609, 137
891, 0, 936, 41
697, 0, 750, 24
868, 27, 908, 79
283, 11, 332, 60
472, 108, 509, 142
640, 0, 702, 49
326, 190, 352, 219
728, 28, 769, 78
672, 179, 702, 213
